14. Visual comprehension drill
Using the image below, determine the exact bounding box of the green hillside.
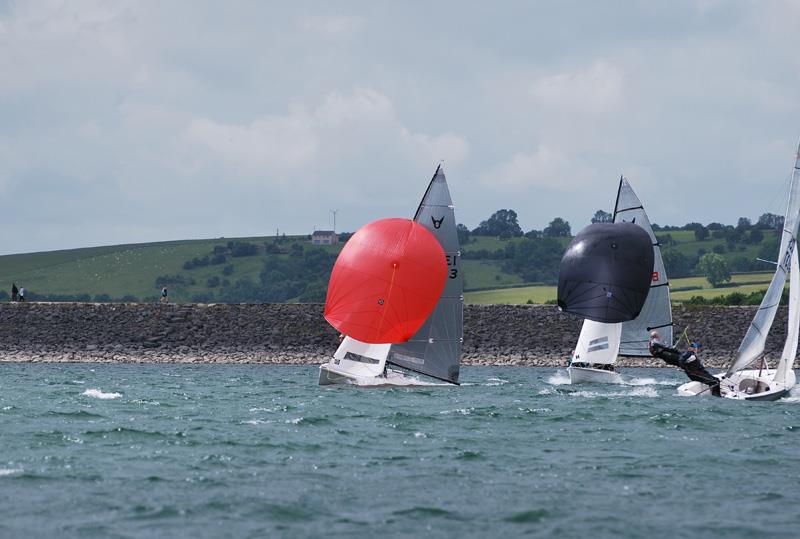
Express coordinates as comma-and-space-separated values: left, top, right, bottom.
0, 220, 783, 305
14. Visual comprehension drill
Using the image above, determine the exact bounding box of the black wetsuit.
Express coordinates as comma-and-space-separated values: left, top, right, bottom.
649, 342, 681, 367
650, 343, 720, 397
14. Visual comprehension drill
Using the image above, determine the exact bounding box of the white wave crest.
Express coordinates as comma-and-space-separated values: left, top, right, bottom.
547, 371, 571, 385
623, 377, 677, 386
485, 377, 509, 386
570, 387, 659, 399
82, 389, 122, 400
0, 468, 22, 477
439, 407, 474, 416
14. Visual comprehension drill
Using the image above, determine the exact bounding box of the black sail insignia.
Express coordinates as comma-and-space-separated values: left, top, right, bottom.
387, 165, 463, 384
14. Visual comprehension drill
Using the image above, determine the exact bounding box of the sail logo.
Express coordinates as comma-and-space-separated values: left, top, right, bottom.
652, 271, 659, 282
431, 216, 444, 229
782, 238, 796, 271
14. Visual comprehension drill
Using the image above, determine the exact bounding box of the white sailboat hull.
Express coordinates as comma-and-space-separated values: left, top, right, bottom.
567, 366, 624, 385
318, 363, 436, 387
677, 369, 796, 401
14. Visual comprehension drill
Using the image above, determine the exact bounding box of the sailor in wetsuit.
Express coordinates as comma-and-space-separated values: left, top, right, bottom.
648, 331, 681, 366
649, 333, 720, 397
678, 343, 721, 396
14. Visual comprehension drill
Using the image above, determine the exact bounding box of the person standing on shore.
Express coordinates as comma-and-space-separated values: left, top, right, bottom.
11, 283, 18, 302
18, 287, 26, 302
160, 287, 168, 303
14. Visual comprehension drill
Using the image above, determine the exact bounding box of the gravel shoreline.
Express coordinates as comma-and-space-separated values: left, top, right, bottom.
0, 302, 792, 369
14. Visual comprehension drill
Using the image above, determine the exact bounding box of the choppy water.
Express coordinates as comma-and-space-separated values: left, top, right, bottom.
1, 364, 799, 538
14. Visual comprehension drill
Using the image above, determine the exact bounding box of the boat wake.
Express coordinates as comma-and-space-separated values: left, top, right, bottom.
622, 376, 677, 386
82, 389, 122, 400
570, 387, 660, 398
547, 371, 571, 385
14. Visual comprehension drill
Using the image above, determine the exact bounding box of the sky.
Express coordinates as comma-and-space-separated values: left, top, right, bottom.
1, 0, 799, 255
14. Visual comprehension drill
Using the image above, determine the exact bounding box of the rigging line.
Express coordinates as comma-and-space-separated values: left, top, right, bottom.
373, 263, 398, 340
761, 171, 793, 219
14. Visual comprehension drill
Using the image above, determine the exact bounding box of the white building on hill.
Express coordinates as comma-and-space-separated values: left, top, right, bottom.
311, 230, 338, 245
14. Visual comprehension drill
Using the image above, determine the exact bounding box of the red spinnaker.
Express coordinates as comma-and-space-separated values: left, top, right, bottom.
324, 218, 447, 344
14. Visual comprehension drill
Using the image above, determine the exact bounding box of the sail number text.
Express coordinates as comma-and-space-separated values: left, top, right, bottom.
445, 254, 459, 279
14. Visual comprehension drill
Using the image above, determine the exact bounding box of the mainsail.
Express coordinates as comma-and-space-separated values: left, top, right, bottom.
613, 176, 673, 355
573, 320, 622, 365
728, 145, 800, 375
387, 165, 463, 384
776, 247, 800, 384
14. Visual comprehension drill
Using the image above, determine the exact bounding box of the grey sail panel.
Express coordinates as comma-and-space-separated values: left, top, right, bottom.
728, 146, 800, 375
388, 165, 463, 384
614, 177, 673, 355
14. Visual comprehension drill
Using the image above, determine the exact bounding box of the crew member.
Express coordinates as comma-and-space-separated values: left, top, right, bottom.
649, 330, 680, 367
679, 343, 721, 397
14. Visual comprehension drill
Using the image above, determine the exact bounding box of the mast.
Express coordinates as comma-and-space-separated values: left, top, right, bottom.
728, 142, 800, 375
613, 176, 673, 354
776, 247, 799, 384
387, 165, 463, 384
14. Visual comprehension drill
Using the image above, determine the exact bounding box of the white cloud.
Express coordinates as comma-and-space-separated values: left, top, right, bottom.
184, 88, 469, 177
528, 61, 625, 114
298, 15, 363, 36
481, 146, 591, 191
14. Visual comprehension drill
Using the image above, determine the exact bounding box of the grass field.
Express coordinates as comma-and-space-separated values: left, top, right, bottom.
0, 226, 781, 304
0, 235, 312, 302
464, 272, 775, 305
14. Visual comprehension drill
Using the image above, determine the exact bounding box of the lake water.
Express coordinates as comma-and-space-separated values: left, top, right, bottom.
1, 364, 799, 538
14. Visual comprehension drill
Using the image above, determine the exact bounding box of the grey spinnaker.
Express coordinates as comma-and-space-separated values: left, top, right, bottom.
388, 165, 463, 384
614, 177, 673, 355
557, 222, 654, 324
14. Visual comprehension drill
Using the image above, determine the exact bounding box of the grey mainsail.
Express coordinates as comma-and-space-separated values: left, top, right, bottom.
387, 165, 463, 384
614, 176, 673, 355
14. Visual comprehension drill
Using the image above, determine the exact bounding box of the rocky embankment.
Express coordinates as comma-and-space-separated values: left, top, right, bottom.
0, 302, 791, 368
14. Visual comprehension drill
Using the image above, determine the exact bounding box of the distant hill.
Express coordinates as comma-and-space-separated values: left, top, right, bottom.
0, 225, 781, 304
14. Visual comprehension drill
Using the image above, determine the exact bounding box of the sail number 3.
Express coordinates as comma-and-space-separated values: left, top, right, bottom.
446, 254, 459, 279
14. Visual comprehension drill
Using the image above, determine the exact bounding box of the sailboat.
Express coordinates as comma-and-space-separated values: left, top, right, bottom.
678, 145, 800, 400
568, 177, 673, 384
319, 165, 463, 386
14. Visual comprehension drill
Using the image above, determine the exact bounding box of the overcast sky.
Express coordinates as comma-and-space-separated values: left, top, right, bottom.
1, 0, 799, 255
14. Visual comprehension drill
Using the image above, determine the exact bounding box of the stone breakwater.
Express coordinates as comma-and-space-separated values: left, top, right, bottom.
0, 303, 793, 368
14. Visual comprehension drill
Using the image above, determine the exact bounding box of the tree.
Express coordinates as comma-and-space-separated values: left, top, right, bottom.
748, 228, 764, 244
456, 223, 471, 244
698, 253, 731, 287
757, 212, 784, 231
693, 226, 709, 241
472, 209, 523, 237
543, 217, 571, 237
591, 210, 612, 224
662, 250, 692, 278
736, 217, 752, 231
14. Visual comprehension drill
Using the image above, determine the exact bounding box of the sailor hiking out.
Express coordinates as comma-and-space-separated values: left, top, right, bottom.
649, 331, 720, 396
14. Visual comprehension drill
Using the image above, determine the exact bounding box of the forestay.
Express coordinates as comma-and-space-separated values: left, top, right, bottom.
388, 165, 463, 384
613, 177, 673, 356
573, 320, 622, 365
728, 146, 800, 375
